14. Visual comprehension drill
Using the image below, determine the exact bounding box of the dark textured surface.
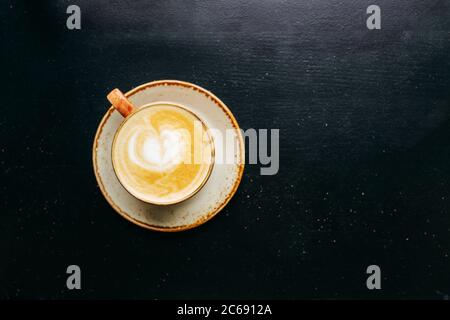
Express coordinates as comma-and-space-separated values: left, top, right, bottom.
1, 0, 450, 299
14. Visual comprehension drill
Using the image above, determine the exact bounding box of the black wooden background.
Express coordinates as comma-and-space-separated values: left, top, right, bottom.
1, 0, 450, 299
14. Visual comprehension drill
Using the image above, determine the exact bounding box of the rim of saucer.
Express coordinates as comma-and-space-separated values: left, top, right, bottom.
92, 80, 245, 232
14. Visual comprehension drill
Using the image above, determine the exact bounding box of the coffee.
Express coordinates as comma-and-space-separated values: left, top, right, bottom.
112, 103, 213, 204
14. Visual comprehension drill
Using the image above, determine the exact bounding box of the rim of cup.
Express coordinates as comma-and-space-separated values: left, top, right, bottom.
111, 101, 215, 206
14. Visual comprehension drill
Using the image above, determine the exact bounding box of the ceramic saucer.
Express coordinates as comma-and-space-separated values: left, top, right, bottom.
92, 80, 245, 231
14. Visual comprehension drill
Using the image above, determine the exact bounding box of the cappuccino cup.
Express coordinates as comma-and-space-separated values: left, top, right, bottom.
107, 89, 214, 205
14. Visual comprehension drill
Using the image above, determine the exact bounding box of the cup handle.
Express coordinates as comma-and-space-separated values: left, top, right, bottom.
107, 88, 135, 117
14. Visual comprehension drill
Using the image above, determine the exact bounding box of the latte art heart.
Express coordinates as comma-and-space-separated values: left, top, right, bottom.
129, 127, 187, 172
112, 104, 213, 204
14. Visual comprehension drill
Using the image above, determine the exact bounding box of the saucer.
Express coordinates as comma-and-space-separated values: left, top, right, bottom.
92, 80, 245, 232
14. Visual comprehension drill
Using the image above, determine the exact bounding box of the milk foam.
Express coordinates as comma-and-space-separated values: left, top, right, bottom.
128, 127, 186, 172
112, 104, 213, 204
